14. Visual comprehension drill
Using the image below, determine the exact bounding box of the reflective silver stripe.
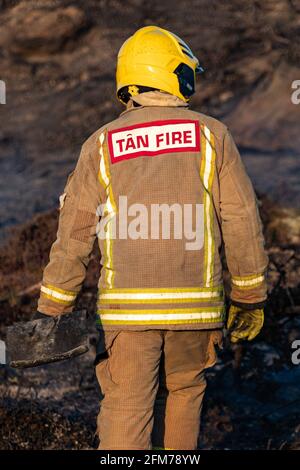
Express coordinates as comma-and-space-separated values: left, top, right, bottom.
99, 311, 224, 322
100, 290, 222, 300
99, 133, 109, 187
201, 125, 216, 287
100, 286, 223, 293
232, 275, 264, 287
40, 285, 76, 302
98, 132, 116, 288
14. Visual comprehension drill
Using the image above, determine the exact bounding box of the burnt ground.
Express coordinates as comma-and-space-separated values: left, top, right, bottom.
0, 198, 299, 450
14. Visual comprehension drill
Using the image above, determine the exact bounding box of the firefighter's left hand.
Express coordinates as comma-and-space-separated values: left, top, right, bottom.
227, 305, 264, 343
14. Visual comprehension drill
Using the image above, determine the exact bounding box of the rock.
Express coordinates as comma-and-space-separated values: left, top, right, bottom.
225, 63, 300, 153
264, 208, 300, 246
0, 5, 88, 57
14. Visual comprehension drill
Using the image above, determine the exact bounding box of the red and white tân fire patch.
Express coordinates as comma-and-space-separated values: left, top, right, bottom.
108, 119, 200, 163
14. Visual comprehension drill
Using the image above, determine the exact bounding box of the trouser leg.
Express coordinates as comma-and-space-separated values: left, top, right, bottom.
152, 330, 222, 450
96, 330, 163, 450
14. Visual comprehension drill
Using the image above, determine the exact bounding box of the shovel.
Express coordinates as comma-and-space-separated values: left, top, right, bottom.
5, 310, 89, 368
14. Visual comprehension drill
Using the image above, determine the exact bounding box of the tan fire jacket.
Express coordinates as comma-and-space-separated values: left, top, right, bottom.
38, 92, 268, 330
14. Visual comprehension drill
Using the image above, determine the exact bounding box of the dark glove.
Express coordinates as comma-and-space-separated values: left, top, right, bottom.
32, 311, 51, 320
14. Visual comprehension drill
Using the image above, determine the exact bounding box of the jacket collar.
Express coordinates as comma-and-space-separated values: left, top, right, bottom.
121, 91, 188, 115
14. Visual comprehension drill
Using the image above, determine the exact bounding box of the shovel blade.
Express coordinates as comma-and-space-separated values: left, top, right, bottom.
6, 310, 89, 368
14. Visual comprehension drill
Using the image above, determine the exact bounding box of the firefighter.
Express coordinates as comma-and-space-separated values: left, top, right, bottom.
37, 26, 268, 449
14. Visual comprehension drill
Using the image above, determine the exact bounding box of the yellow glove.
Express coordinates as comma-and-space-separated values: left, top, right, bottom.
227, 305, 264, 343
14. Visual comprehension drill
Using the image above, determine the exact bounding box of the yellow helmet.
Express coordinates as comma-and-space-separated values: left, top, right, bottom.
116, 26, 203, 104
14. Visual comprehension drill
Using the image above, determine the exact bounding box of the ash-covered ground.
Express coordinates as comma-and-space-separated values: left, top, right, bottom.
0, 0, 300, 450
0, 198, 299, 449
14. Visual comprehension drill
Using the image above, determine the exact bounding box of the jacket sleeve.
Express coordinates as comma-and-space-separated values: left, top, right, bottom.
219, 130, 268, 308
37, 140, 102, 315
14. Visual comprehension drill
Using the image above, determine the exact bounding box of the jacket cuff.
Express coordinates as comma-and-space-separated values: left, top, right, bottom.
38, 283, 77, 315
230, 299, 267, 310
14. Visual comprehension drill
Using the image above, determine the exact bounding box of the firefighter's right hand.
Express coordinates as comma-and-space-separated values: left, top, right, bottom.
227, 305, 264, 343
32, 311, 50, 320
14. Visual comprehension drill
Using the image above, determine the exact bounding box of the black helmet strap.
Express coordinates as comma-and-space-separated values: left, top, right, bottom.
118, 85, 159, 104
173, 63, 195, 99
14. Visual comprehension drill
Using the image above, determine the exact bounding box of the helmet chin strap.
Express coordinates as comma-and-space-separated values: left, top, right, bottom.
118, 85, 159, 104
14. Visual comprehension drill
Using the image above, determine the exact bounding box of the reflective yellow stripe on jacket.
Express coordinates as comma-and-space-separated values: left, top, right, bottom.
97, 307, 225, 325
200, 125, 216, 287
98, 131, 117, 288
98, 286, 223, 304
40, 284, 77, 305
97, 286, 224, 326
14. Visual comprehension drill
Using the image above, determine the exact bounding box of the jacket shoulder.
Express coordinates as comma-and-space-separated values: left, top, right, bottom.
81, 122, 110, 154
187, 109, 228, 139
84, 111, 128, 146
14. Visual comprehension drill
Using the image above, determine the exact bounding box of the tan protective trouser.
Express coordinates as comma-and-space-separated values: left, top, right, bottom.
95, 329, 222, 450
